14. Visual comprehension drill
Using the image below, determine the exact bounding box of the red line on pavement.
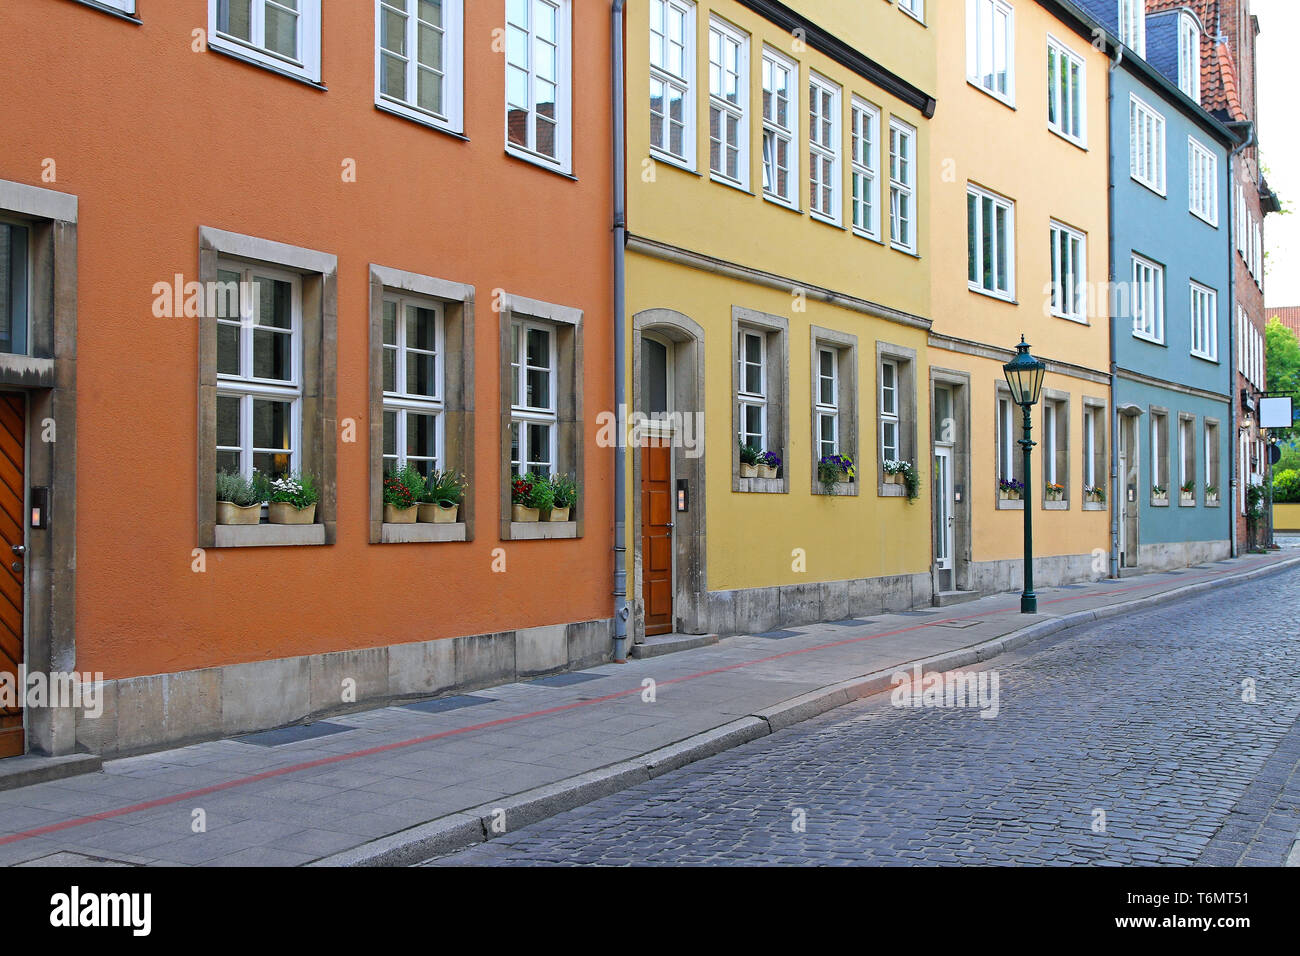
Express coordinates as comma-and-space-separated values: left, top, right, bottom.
1, 555, 1286, 848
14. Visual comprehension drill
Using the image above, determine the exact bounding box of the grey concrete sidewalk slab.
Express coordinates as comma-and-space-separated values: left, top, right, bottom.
0, 551, 1295, 867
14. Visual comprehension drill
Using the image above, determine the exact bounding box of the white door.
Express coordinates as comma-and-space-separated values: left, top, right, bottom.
934, 445, 954, 591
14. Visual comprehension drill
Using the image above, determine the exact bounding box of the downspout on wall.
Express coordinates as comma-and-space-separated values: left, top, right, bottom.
612, 0, 629, 661
1108, 51, 1120, 580
1226, 119, 1255, 559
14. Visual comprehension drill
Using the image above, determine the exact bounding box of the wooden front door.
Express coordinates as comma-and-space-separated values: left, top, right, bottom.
0, 394, 23, 757
640, 443, 674, 636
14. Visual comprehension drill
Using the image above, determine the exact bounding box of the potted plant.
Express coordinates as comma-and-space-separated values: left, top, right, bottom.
383, 464, 424, 523
1152, 484, 1168, 503
548, 472, 578, 521
1205, 483, 1219, 505
738, 442, 760, 478
511, 471, 551, 522
898, 460, 922, 502
817, 453, 855, 494
883, 459, 906, 486
1180, 480, 1196, 503
267, 471, 319, 524
999, 478, 1024, 501
216, 470, 264, 525
1045, 482, 1064, 502
1085, 484, 1106, 504
757, 450, 782, 479
419, 469, 466, 523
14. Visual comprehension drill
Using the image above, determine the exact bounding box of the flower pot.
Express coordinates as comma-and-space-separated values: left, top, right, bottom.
547, 506, 571, 522
268, 501, 316, 525
384, 503, 418, 524
739, 463, 757, 478
1154, 494, 1168, 503
419, 502, 459, 523
1207, 495, 1218, 505
217, 500, 262, 525
512, 504, 540, 522
885, 473, 901, 486
1181, 493, 1195, 504
757, 464, 777, 479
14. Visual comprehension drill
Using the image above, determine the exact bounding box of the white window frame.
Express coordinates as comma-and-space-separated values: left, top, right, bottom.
87, 0, 136, 13
967, 0, 1016, 107
1178, 10, 1202, 102
209, 0, 322, 84
649, 0, 696, 169
1083, 405, 1097, 489
1119, 0, 1146, 58
504, 0, 573, 174
737, 327, 767, 450
1049, 219, 1087, 322
375, 0, 464, 133
382, 293, 446, 478
889, 118, 917, 254
850, 98, 881, 242
215, 260, 303, 480
1187, 136, 1218, 226
1151, 412, 1168, 492
808, 73, 841, 224
880, 359, 899, 463
1131, 253, 1165, 344
1047, 35, 1086, 147
898, 0, 925, 24
1043, 401, 1059, 486
1179, 416, 1195, 492
510, 319, 560, 476
816, 347, 839, 460
1189, 281, 1218, 362
708, 16, 749, 190
967, 183, 1015, 300
1130, 93, 1167, 196
997, 394, 1015, 482
760, 45, 798, 206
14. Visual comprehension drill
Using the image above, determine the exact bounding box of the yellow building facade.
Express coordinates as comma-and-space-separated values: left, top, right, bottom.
622, 0, 939, 643
929, 0, 1112, 593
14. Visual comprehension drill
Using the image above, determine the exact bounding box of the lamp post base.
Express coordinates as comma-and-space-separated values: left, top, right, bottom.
1021, 592, 1037, 615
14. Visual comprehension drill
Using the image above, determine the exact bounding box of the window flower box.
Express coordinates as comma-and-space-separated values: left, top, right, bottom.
419, 502, 459, 523
419, 469, 467, 524
511, 471, 552, 523
1206, 485, 1219, 506
217, 501, 262, 525
384, 464, 423, 524
216, 470, 264, 525
267, 471, 319, 525
1045, 483, 1064, 502
547, 473, 578, 521
756, 450, 782, 479
512, 504, 540, 522
999, 478, 1024, 501
817, 454, 856, 494
1152, 486, 1169, 503
738, 442, 761, 478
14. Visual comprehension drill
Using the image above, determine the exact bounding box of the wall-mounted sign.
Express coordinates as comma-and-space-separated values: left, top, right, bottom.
1259, 396, 1294, 430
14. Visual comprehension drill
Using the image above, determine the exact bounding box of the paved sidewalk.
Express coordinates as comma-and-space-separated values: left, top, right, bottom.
1, 551, 1296, 867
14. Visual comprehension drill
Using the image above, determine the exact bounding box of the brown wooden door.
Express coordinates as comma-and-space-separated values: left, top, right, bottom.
0, 394, 22, 757
640, 443, 673, 636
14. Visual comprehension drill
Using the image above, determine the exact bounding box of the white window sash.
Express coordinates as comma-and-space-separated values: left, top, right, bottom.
968, 185, 1015, 299
889, 119, 917, 253
504, 0, 573, 172
375, 0, 464, 133
1047, 37, 1086, 146
808, 74, 841, 223
209, 0, 322, 83
650, 0, 696, 166
760, 47, 797, 204
851, 98, 881, 241
708, 18, 749, 188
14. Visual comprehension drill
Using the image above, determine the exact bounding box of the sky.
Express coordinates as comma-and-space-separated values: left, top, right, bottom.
1254, 0, 1299, 307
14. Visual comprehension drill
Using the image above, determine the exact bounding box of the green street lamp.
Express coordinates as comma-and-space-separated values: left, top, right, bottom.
1003, 336, 1047, 614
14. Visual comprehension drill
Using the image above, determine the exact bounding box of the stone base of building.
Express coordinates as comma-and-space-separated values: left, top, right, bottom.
1134, 539, 1231, 572
73, 619, 612, 759
968, 552, 1108, 595
691, 573, 935, 637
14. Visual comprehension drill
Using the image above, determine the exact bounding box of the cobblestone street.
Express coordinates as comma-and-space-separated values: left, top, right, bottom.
425, 565, 1300, 866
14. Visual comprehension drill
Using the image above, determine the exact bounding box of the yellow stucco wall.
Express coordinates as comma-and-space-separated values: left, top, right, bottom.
929, 0, 1112, 564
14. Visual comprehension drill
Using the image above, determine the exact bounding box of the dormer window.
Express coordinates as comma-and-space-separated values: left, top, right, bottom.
1119, 0, 1146, 59
1178, 10, 1202, 102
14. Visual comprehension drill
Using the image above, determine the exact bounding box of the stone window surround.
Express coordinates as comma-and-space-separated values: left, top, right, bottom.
995, 382, 1023, 511
809, 325, 858, 497
1204, 416, 1222, 507
1149, 404, 1171, 507
731, 306, 789, 494
368, 265, 475, 545
1041, 388, 1070, 511
497, 292, 583, 541
1177, 411, 1198, 507
197, 226, 338, 548
876, 340, 916, 497
1081, 396, 1108, 511
0, 178, 78, 757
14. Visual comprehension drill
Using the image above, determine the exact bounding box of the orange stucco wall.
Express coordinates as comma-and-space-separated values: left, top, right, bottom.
0, 1, 614, 679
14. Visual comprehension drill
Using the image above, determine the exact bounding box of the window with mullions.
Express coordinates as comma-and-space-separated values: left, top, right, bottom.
506, 0, 572, 171
215, 263, 301, 479
816, 347, 838, 460
382, 295, 444, 480
737, 328, 766, 451
1047, 37, 1085, 146
809, 73, 840, 222
851, 99, 880, 240
1050, 220, 1086, 322
967, 0, 1015, 105
968, 184, 1014, 299
1119, 0, 1146, 57
650, 0, 695, 165
211, 0, 322, 82
889, 118, 916, 253
0, 220, 29, 356
510, 320, 558, 476
377, 0, 464, 132
761, 46, 796, 204
1188, 137, 1218, 226
708, 17, 748, 186
1189, 281, 1217, 362
1130, 93, 1166, 195
880, 359, 899, 463
1131, 253, 1164, 343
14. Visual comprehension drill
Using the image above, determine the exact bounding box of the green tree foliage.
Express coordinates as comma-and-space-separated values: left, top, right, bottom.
1265, 317, 1300, 443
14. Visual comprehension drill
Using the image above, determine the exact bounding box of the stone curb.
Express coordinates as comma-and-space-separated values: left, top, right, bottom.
312, 555, 1300, 866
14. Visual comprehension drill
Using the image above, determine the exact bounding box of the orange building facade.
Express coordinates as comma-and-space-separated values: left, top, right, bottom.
0, 0, 615, 757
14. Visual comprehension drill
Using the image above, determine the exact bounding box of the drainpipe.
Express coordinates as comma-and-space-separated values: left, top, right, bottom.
1226, 120, 1255, 558
611, 0, 630, 661
1107, 53, 1120, 580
